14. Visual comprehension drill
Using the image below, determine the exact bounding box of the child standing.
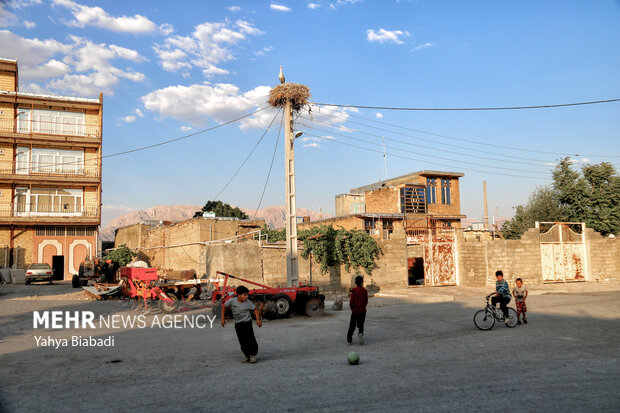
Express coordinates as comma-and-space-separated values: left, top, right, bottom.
221, 286, 262, 363
513, 278, 528, 325
347, 275, 368, 345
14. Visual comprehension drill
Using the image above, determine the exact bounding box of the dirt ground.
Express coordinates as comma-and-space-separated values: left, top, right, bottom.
1, 281, 619, 412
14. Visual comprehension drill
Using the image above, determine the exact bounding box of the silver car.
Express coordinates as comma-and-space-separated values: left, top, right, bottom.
25, 263, 53, 285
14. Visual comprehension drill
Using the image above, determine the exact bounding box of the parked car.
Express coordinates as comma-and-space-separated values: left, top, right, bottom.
25, 263, 53, 285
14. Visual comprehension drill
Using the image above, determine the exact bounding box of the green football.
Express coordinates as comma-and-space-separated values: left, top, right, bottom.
347, 351, 360, 365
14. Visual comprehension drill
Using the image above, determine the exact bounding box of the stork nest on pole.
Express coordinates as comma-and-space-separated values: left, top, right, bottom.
268, 83, 311, 112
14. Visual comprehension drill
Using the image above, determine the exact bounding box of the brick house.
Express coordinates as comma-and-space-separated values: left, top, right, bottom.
0, 58, 102, 279
300, 170, 465, 239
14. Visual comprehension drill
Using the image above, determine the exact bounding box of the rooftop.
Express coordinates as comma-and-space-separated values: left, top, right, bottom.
350, 170, 465, 194
0, 90, 100, 104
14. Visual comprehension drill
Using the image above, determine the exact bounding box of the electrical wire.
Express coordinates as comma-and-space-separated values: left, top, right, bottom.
252, 112, 283, 220
103, 106, 269, 159
312, 98, 620, 111
304, 132, 549, 180
299, 123, 549, 175
299, 116, 551, 167
310, 104, 620, 158
213, 109, 281, 201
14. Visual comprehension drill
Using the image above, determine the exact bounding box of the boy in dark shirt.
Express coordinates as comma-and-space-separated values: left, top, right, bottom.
347, 275, 368, 345
221, 285, 262, 363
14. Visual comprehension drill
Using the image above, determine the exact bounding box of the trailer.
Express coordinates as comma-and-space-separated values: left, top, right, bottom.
212, 271, 325, 319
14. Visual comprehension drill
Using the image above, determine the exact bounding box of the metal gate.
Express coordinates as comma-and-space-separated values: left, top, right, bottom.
407, 228, 457, 286
538, 222, 586, 282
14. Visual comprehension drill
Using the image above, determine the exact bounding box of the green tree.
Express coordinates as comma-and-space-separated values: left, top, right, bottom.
194, 200, 248, 219
105, 245, 136, 267
501, 186, 567, 239
502, 158, 620, 238
553, 158, 620, 235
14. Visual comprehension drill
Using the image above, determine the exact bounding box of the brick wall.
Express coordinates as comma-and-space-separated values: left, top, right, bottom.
297, 215, 364, 232
365, 187, 400, 214
0, 70, 15, 92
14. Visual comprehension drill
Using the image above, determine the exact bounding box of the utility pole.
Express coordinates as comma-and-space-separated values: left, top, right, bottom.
284, 76, 299, 287
483, 180, 489, 230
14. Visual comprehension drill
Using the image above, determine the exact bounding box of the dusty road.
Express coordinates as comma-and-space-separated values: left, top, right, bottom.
0, 283, 619, 412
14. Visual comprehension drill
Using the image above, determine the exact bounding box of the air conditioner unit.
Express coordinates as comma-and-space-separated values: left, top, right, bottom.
0, 149, 4, 155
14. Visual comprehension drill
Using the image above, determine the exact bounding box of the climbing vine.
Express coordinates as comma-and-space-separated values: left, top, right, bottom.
298, 225, 381, 275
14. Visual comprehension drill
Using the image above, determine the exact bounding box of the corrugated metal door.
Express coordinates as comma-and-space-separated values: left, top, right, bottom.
539, 223, 586, 282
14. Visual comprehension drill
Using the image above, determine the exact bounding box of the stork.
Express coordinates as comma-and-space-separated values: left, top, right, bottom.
279, 65, 285, 84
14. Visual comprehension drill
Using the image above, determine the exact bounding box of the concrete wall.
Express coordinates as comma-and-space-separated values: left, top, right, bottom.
203, 236, 408, 294
586, 229, 620, 282
455, 228, 620, 287
335, 193, 365, 217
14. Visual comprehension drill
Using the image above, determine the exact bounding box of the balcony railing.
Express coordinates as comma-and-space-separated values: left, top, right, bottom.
0, 160, 99, 178
0, 203, 99, 219
0, 118, 100, 139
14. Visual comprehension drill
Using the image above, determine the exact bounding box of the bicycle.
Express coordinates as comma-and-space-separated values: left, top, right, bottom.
473, 293, 518, 330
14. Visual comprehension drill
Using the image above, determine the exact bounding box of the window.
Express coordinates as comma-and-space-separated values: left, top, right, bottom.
426, 178, 436, 204
17, 108, 85, 136
382, 220, 394, 239
441, 179, 451, 205
352, 203, 366, 213
14, 187, 83, 216
17, 147, 85, 175
364, 219, 375, 234
400, 185, 426, 213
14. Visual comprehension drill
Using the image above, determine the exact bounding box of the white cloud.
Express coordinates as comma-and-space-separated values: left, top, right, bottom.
304, 142, 320, 148
20, 59, 71, 80
227, 6, 241, 12
122, 115, 136, 123
141, 82, 273, 129
270, 3, 291, 12
180, 126, 193, 132
307, 3, 321, 9
154, 20, 263, 78
0, 30, 146, 96
412, 42, 434, 52
375, 112, 383, 119
23, 20, 36, 29
236, 20, 264, 35
52, 0, 157, 33
159, 23, 174, 35
135, 108, 144, 117
13, 0, 43, 8
367, 28, 409, 44
329, 0, 362, 8
255, 46, 274, 57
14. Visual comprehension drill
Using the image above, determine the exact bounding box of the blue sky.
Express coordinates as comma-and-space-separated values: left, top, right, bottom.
2, 0, 619, 227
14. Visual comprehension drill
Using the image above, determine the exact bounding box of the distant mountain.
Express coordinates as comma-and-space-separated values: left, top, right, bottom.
242, 206, 331, 229
99, 204, 332, 241
99, 205, 200, 241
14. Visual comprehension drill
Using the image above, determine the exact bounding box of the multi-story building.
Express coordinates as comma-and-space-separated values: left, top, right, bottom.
0, 58, 102, 279
300, 170, 465, 239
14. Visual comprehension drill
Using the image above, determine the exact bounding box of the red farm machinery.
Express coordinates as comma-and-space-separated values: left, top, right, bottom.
212, 271, 325, 319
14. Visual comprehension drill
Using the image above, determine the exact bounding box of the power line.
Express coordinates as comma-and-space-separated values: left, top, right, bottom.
312, 98, 620, 111
310, 104, 620, 158
299, 116, 551, 167
299, 126, 548, 175
213, 109, 281, 201
103, 107, 269, 159
253, 112, 283, 220
305, 133, 549, 180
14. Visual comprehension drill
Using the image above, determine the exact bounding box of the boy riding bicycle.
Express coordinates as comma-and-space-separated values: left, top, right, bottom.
491, 270, 511, 324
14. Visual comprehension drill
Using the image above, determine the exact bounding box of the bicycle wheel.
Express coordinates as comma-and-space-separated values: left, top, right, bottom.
504, 308, 518, 328
474, 309, 495, 330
